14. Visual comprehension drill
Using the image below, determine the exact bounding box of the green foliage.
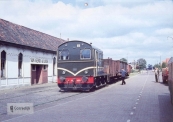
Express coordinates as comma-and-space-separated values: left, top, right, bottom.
120, 58, 127, 62
136, 58, 147, 69
154, 64, 161, 69
162, 62, 166, 68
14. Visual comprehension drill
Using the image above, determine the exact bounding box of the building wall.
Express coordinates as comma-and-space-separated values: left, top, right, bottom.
0, 45, 57, 88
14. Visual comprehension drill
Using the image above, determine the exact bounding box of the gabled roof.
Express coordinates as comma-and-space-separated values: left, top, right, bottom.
0, 19, 65, 52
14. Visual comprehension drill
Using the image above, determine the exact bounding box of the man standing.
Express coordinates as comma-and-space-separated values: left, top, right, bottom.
157, 68, 160, 82
121, 68, 126, 85
155, 68, 158, 82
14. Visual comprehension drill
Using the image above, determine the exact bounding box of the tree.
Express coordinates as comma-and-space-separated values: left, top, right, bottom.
120, 58, 127, 62
154, 64, 161, 69
162, 62, 166, 68
136, 58, 147, 69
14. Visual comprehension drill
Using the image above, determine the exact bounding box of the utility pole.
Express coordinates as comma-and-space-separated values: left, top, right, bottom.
160, 56, 161, 70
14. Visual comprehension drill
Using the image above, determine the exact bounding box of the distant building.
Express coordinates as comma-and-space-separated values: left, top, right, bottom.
0, 19, 65, 88
129, 61, 136, 70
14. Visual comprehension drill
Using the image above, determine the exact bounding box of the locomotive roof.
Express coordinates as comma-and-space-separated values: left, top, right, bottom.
59, 40, 103, 53
92, 45, 103, 53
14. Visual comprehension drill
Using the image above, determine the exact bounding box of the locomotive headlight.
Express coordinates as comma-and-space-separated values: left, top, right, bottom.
59, 76, 65, 82
84, 70, 88, 74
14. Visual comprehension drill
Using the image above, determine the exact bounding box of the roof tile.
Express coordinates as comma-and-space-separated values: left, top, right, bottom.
0, 19, 65, 52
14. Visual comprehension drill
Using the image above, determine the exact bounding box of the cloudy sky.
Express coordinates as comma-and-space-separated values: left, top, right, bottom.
0, 0, 173, 66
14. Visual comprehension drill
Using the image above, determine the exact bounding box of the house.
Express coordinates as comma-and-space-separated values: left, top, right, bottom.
0, 19, 65, 88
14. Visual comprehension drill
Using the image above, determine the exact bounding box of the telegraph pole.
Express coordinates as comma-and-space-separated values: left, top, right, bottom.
160, 56, 161, 70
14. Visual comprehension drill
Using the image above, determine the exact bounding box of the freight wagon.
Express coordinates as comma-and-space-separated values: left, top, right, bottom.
103, 58, 128, 82
168, 57, 173, 105
103, 58, 117, 83
115, 60, 129, 76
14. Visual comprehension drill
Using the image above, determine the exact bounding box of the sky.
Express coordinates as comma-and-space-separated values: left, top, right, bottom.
0, 0, 173, 66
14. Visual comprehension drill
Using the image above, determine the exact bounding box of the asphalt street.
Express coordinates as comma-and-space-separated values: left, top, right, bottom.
1, 71, 173, 122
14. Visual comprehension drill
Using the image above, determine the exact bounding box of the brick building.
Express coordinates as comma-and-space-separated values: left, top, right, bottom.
0, 19, 65, 88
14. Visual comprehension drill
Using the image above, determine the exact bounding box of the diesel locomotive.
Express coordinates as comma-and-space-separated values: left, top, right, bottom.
57, 40, 107, 91
57, 40, 129, 91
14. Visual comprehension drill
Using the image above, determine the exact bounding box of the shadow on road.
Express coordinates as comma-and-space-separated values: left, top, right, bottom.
158, 94, 173, 122
151, 81, 168, 86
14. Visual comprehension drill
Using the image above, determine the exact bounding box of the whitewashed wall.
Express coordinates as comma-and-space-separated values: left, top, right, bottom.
0, 45, 57, 88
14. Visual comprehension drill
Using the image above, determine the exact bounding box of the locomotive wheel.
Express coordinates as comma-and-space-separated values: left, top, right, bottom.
93, 82, 97, 88
96, 78, 100, 87
100, 77, 103, 84
102, 76, 105, 84
110, 77, 113, 83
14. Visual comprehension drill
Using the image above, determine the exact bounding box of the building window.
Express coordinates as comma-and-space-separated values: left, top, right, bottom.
59, 49, 69, 60
18, 53, 23, 77
53, 57, 56, 75
1, 50, 6, 78
80, 49, 91, 59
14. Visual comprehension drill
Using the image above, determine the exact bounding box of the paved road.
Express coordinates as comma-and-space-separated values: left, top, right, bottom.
1, 71, 173, 122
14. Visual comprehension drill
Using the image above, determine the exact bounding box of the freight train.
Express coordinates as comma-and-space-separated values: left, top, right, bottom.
57, 40, 130, 91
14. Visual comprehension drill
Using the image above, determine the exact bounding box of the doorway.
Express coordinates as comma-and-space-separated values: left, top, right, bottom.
31, 64, 48, 85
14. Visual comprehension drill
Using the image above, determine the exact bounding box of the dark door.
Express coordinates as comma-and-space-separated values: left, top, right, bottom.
36, 65, 42, 84
31, 65, 36, 84
31, 65, 47, 84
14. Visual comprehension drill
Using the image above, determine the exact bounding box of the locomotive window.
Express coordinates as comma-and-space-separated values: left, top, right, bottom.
59, 49, 69, 60
99, 53, 102, 60
80, 49, 91, 59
